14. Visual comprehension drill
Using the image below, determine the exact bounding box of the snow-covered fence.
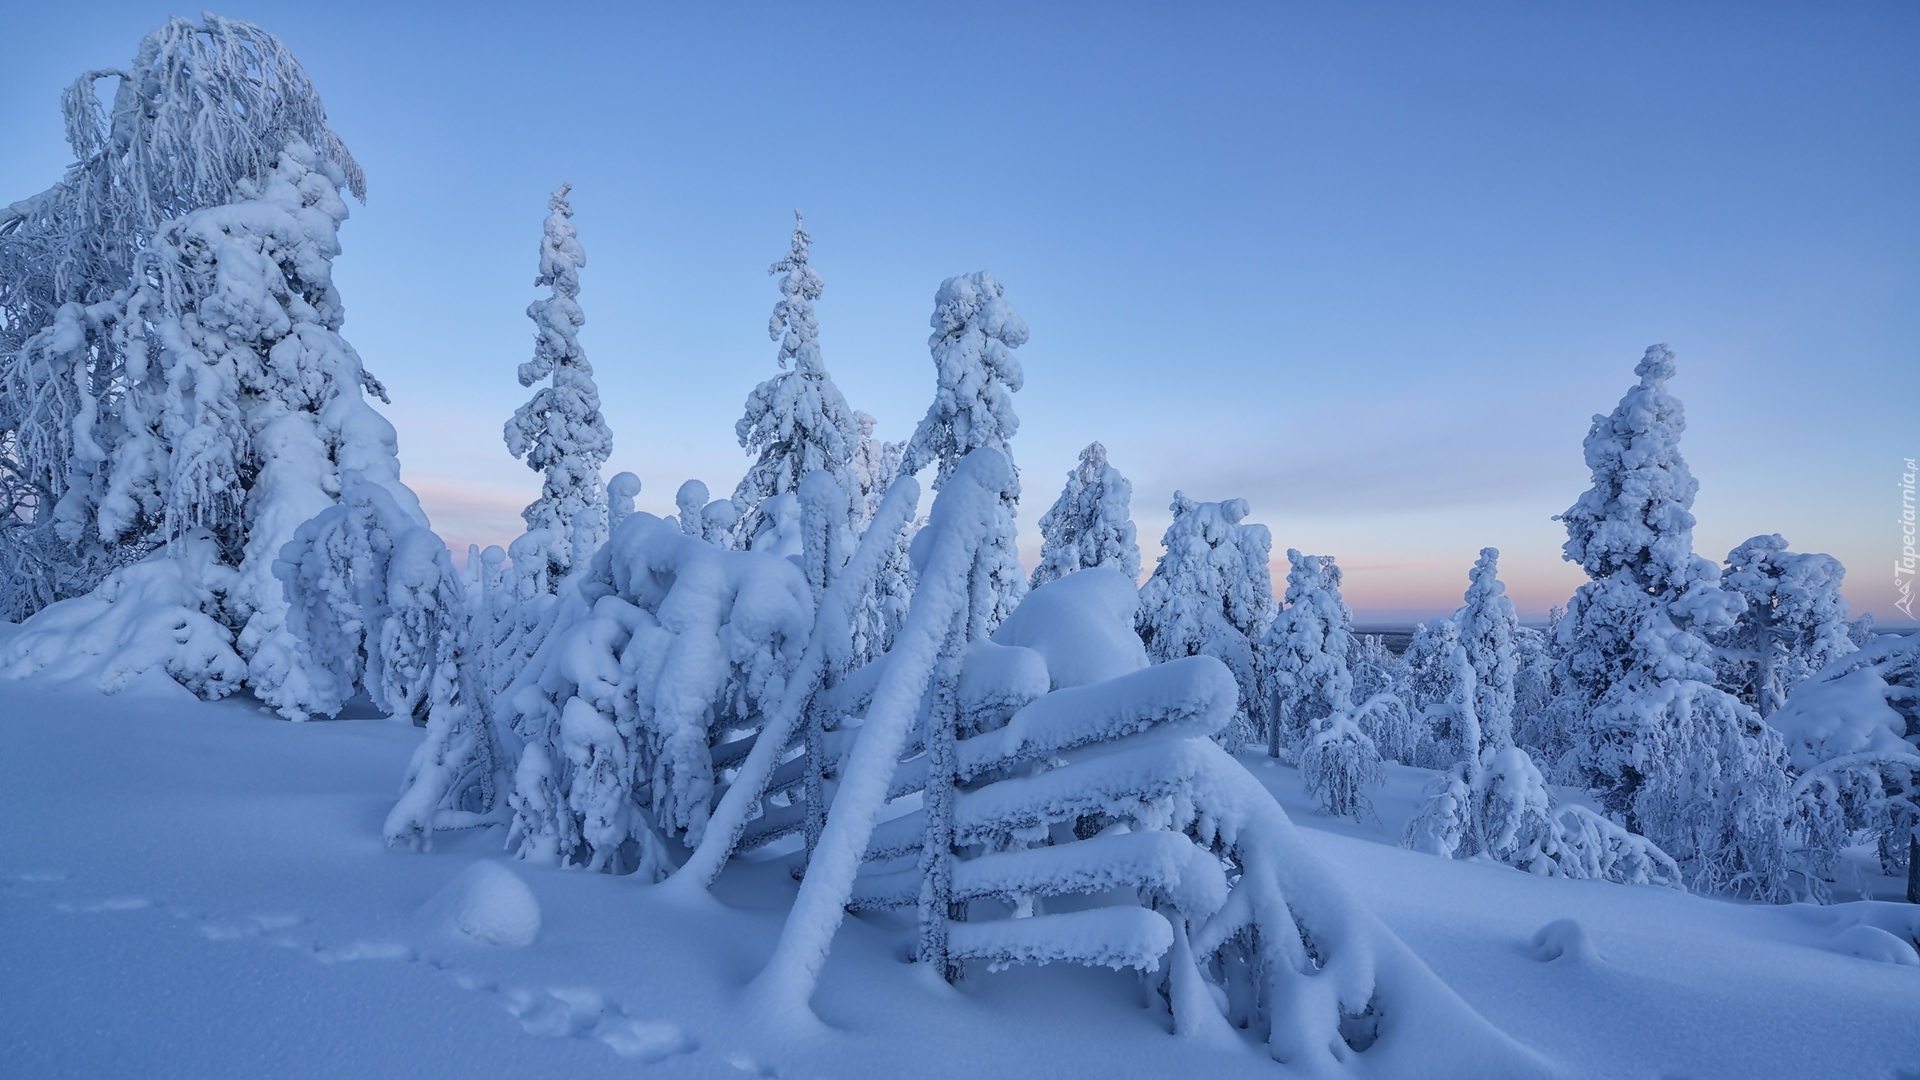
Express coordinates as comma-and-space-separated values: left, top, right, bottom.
846, 656, 1238, 977
748, 449, 1543, 1073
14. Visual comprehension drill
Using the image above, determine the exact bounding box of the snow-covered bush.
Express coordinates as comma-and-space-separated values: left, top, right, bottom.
1769, 633, 1920, 898
269, 470, 508, 846
731, 212, 861, 544
1714, 534, 1855, 718
672, 478, 739, 548
1511, 621, 1559, 761
503, 184, 612, 578
1135, 493, 1273, 743
1551, 346, 1795, 899
492, 511, 816, 875
1404, 741, 1682, 888
1348, 633, 1399, 707
0, 529, 244, 697
1030, 441, 1140, 589
1260, 549, 1356, 758
2, 14, 363, 621
1300, 711, 1385, 820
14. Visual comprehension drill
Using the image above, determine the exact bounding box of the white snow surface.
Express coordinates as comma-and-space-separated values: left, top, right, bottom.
6, 676, 1919, 1077
3, 676, 1920, 1068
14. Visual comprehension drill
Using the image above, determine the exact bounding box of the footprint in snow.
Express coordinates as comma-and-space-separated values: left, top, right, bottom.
502, 986, 696, 1062
200, 912, 309, 941
55, 896, 152, 914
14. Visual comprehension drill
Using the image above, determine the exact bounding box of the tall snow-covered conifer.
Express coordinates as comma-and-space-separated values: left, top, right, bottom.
1554, 346, 1794, 898
899, 271, 1030, 631
504, 184, 611, 578
732, 212, 861, 544
1454, 548, 1521, 749
1030, 441, 1140, 589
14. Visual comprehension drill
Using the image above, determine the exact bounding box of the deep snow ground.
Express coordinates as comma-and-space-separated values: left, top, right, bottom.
3, 682, 1918, 1079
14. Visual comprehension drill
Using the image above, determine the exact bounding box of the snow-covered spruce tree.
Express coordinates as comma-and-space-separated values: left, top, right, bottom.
1553, 345, 1795, 899
845, 414, 910, 666
4, 138, 426, 705
1261, 549, 1356, 754
731, 212, 861, 546
503, 184, 611, 579
1, 14, 365, 622
849, 410, 903, 523
1262, 551, 1385, 818
1714, 534, 1855, 719
1454, 548, 1521, 749
1029, 441, 1140, 590
898, 271, 1030, 631
1135, 493, 1275, 744
1511, 621, 1558, 759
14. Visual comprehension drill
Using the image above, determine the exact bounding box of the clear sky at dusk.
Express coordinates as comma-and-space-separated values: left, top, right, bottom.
3, 2, 1913, 624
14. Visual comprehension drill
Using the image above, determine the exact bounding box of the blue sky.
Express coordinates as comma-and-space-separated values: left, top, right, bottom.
4, 2, 1914, 624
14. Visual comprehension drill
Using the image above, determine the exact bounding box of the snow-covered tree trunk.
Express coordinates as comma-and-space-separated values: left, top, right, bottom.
503, 184, 611, 579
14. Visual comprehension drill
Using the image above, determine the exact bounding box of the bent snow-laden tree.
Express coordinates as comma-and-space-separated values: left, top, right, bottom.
899, 271, 1030, 632
743, 448, 1549, 1076
1, 14, 365, 623
1552, 345, 1796, 899
732, 212, 862, 546
1030, 440, 1140, 590
2, 137, 425, 706
504, 183, 612, 580
1135, 493, 1274, 744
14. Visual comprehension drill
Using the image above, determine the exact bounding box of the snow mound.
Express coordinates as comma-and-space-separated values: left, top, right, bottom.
1, 533, 245, 699
1830, 924, 1920, 966
418, 860, 542, 947
1529, 918, 1600, 964
991, 566, 1147, 690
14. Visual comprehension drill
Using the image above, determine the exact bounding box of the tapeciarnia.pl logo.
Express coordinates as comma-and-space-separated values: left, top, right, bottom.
1899, 457, 1916, 619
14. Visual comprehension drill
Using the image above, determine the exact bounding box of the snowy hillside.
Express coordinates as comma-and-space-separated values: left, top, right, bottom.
3, 13, 1918, 1079
5, 677, 1917, 1079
